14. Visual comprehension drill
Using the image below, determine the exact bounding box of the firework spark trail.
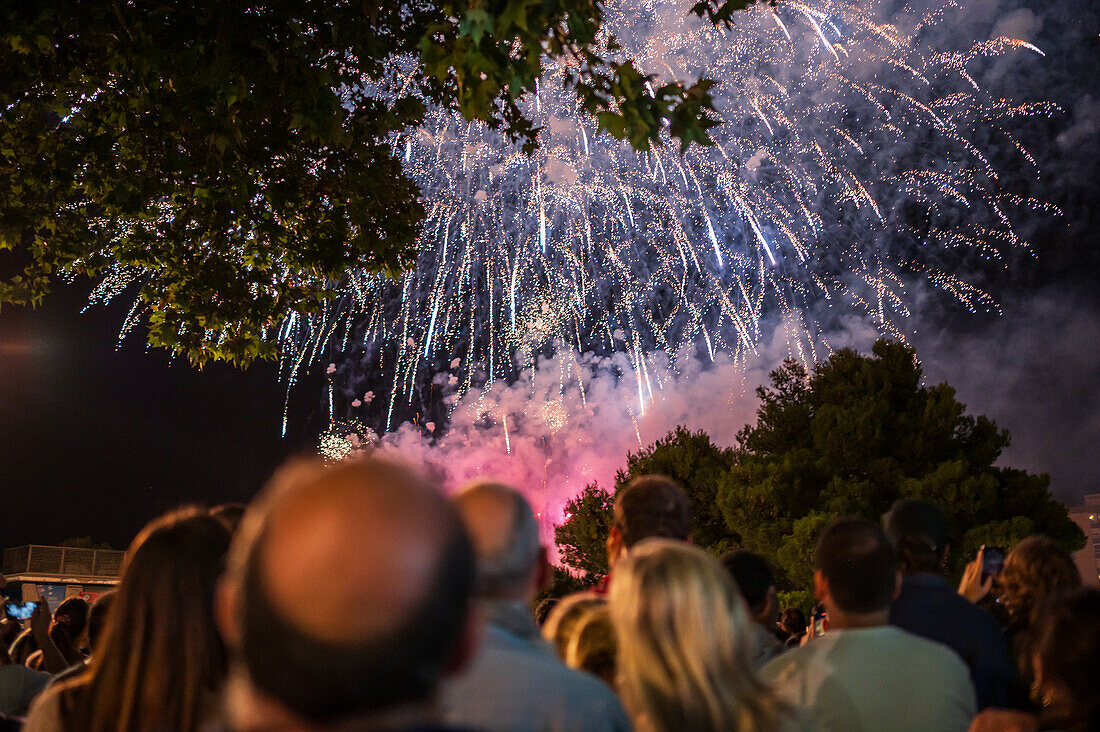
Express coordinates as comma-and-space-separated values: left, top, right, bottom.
297, 0, 1055, 440
87, 0, 1055, 444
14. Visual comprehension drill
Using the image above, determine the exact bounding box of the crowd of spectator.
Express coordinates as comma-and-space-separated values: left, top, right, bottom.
1, 455, 1097, 731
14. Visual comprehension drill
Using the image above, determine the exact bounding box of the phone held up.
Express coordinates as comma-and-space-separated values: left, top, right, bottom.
3, 600, 36, 621
981, 545, 1005, 582
812, 602, 828, 636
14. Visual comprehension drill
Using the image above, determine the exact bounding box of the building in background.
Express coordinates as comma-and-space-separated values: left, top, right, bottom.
2, 545, 122, 607
1069, 494, 1100, 587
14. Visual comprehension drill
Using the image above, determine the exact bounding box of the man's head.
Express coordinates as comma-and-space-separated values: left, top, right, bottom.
453, 480, 545, 601
815, 518, 900, 619
608, 475, 691, 568
721, 550, 778, 626
882, 499, 948, 574
217, 457, 476, 727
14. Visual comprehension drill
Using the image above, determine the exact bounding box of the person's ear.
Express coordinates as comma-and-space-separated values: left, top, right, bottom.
215, 573, 242, 649
606, 525, 624, 569
814, 570, 829, 602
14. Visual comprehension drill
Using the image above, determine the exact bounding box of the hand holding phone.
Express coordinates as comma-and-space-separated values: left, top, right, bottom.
4, 600, 36, 621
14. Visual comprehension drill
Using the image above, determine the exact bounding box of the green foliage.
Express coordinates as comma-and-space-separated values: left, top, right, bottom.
0, 0, 744, 365
553, 427, 739, 579
614, 426, 738, 551
718, 339, 1085, 590
551, 340, 1084, 593
554, 483, 614, 581
536, 565, 588, 604
60, 536, 113, 550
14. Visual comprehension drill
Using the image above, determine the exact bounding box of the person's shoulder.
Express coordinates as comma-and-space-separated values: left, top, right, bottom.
0, 663, 49, 682
761, 638, 818, 682
21, 682, 66, 732
888, 626, 972, 674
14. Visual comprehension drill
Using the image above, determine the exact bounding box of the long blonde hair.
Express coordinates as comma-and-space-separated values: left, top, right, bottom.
609, 539, 788, 732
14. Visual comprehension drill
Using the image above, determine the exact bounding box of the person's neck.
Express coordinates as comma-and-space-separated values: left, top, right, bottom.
227, 667, 443, 731
826, 607, 890, 629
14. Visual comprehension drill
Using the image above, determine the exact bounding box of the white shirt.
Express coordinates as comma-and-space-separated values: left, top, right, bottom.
761, 625, 976, 732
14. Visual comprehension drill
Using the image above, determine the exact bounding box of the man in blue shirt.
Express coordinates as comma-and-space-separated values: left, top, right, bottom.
883, 498, 1013, 710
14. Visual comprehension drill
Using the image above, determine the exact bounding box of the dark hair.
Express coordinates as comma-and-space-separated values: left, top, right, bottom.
48, 598, 89, 666
86, 592, 115, 652
1033, 588, 1100, 731
56, 508, 231, 732
52, 598, 89, 640
209, 503, 248, 534
815, 518, 898, 613
614, 475, 691, 548
241, 507, 476, 723
534, 597, 559, 628
780, 607, 807, 635
721, 551, 775, 612
882, 499, 948, 574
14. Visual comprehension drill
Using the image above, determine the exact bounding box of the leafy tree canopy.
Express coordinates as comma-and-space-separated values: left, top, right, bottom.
553, 341, 1084, 594
554, 426, 737, 580
719, 339, 1085, 589
0, 0, 752, 365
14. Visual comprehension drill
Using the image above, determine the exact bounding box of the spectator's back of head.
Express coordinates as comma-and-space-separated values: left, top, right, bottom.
1000, 536, 1080, 622
781, 607, 807, 636
882, 499, 948, 574
453, 480, 542, 599
1032, 588, 1100, 729
564, 605, 616, 687
221, 457, 476, 727
609, 539, 787, 731
71, 507, 231, 732
52, 597, 89, 642
816, 518, 899, 614
542, 593, 605, 660
721, 550, 775, 615
86, 592, 115, 653
614, 475, 691, 548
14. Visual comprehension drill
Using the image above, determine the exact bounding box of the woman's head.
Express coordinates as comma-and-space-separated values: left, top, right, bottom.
76, 507, 231, 732
1032, 588, 1100, 730
780, 607, 807, 636
50, 597, 89, 663
564, 604, 617, 687
608, 538, 784, 732
541, 592, 605, 660
1000, 536, 1080, 621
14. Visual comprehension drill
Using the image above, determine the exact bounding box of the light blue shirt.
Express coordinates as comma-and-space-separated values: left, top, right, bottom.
442, 600, 631, 732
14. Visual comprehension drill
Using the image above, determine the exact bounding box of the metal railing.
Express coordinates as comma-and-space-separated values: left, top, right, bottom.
2, 545, 124, 580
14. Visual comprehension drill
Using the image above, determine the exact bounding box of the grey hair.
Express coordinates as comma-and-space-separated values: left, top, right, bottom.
459, 481, 542, 596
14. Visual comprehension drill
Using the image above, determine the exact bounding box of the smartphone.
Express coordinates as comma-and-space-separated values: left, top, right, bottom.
812, 602, 827, 636
4, 601, 36, 621
982, 546, 1005, 581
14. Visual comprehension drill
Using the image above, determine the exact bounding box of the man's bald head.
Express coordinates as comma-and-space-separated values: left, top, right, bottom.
454, 480, 542, 599
223, 457, 475, 724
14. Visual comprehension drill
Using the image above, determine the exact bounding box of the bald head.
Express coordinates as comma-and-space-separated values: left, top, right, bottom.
224, 457, 475, 724
454, 481, 542, 599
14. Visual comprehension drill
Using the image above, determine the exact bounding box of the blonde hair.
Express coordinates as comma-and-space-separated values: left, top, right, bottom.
609, 539, 788, 732
541, 592, 605, 659
564, 604, 617, 687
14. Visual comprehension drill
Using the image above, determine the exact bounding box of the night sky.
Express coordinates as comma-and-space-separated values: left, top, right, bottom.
2, 0, 1098, 552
